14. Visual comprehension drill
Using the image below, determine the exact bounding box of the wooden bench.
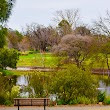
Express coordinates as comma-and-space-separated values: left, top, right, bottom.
14, 98, 50, 110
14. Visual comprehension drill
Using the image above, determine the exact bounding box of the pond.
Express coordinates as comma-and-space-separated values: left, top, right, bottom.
16, 74, 110, 98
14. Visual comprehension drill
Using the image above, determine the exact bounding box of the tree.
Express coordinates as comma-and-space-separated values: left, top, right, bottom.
0, 0, 15, 47
7, 29, 23, 50
0, 27, 7, 48
53, 9, 80, 37
19, 36, 30, 51
93, 11, 110, 36
0, 0, 16, 48
52, 34, 96, 68
25, 23, 60, 51
46, 26, 61, 48
58, 19, 72, 37
74, 26, 91, 36
26, 24, 49, 51
50, 65, 98, 104
99, 38, 110, 77
0, 0, 15, 23
53, 9, 80, 29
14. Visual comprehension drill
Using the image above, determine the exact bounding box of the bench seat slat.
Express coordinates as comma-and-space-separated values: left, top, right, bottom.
14, 98, 50, 106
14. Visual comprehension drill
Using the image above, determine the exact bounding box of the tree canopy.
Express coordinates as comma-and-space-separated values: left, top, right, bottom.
0, 0, 15, 23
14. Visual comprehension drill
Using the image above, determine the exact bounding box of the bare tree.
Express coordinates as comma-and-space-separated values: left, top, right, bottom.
93, 11, 110, 36
19, 36, 30, 51
47, 26, 60, 47
25, 23, 60, 51
53, 9, 80, 29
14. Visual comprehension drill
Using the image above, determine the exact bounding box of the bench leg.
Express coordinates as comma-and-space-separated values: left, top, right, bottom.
44, 99, 46, 110
18, 105, 19, 110
18, 99, 19, 110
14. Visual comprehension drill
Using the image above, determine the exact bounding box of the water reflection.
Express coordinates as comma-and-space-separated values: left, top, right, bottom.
16, 75, 28, 86
17, 74, 110, 98
98, 80, 110, 96
16, 73, 45, 98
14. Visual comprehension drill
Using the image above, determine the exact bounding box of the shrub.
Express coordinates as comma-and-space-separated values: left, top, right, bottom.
69, 99, 79, 105
57, 99, 66, 105
97, 91, 106, 102
50, 65, 98, 105
77, 96, 91, 104
104, 96, 110, 104
4, 100, 12, 106
0, 95, 6, 105
10, 86, 20, 101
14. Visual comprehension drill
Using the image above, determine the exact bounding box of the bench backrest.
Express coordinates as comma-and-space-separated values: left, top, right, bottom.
14, 98, 50, 106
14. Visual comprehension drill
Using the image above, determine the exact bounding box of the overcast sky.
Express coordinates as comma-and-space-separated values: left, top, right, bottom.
7, 0, 110, 32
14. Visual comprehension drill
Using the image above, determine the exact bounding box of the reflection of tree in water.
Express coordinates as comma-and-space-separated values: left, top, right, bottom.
99, 76, 110, 86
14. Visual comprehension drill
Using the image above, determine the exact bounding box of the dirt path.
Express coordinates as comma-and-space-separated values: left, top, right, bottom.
1, 105, 110, 110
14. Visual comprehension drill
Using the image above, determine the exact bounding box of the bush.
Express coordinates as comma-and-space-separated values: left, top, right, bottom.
57, 99, 66, 105
77, 96, 91, 104
69, 99, 79, 105
50, 65, 98, 105
104, 96, 110, 104
97, 91, 106, 102
0, 95, 6, 105
4, 100, 12, 106
10, 86, 20, 101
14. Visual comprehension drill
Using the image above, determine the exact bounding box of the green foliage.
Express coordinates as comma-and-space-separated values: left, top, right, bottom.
76, 96, 91, 104
29, 72, 44, 97
58, 20, 71, 27
0, 48, 19, 69
57, 99, 66, 105
4, 100, 12, 106
0, 27, 7, 48
0, 95, 6, 105
57, 96, 93, 105
0, 73, 17, 105
104, 96, 110, 104
0, 0, 15, 49
50, 65, 98, 104
9, 86, 20, 101
97, 91, 106, 102
15, 30, 23, 42
0, 0, 15, 23
0, 94, 13, 105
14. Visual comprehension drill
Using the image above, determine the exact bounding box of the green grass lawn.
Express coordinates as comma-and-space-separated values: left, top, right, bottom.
17, 53, 59, 67
17, 52, 110, 69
